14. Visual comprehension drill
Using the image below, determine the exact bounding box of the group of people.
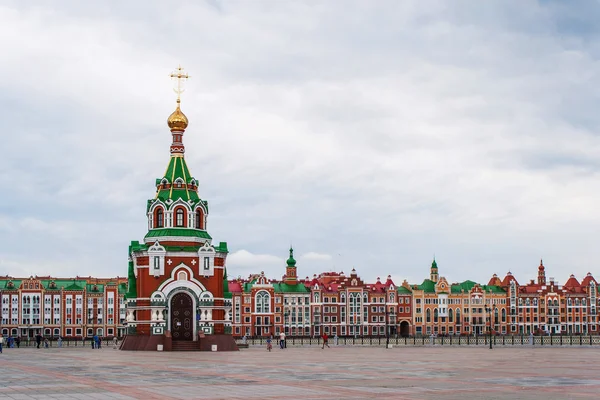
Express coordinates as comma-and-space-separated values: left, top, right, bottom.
263, 332, 332, 351
0, 334, 22, 352
0, 333, 119, 352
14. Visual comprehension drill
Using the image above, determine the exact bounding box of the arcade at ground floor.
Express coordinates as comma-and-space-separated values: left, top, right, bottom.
0, 346, 599, 399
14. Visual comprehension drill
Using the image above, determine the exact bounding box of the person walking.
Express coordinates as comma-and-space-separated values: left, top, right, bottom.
57, 336, 63, 348
92, 334, 99, 349
35, 333, 42, 349
15, 336, 20, 348
112, 336, 118, 349
321, 333, 330, 349
266, 336, 272, 352
44, 338, 49, 349
279, 332, 286, 349
0, 333, 4, 354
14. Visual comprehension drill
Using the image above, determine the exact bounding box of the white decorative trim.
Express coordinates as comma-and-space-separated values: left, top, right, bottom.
157, 264, 208, 296
144, 236, 210, 244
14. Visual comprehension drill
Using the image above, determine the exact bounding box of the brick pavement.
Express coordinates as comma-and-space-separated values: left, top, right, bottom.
0, 345, 598, 399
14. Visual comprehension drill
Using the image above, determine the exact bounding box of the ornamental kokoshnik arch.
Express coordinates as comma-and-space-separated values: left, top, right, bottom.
157, 265, 212, 341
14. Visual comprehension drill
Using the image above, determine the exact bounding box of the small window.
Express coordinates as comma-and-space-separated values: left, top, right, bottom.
196, 209, 204, 229
176, 208, 185, 227
156, 209, 164, 228
204, 257, 210, 270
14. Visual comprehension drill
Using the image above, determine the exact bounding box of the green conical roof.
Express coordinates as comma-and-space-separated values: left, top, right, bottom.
155, 156, 200, 203
431, 258, 438, 269
286, 247, 297, 267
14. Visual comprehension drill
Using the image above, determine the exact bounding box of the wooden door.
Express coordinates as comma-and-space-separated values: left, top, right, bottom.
171, 293, 193, 341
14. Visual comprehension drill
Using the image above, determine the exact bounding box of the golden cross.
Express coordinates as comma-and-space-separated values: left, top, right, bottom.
169, 65, 190, 102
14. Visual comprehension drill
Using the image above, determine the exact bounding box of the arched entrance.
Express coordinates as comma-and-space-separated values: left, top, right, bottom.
170, 292, 193, 341
400, 321, 410, 337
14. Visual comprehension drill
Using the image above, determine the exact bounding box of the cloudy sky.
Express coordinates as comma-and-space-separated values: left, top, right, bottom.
1, 0, 599, 287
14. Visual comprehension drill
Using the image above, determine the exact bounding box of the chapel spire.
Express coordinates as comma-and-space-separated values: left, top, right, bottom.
167, 65, 190, 156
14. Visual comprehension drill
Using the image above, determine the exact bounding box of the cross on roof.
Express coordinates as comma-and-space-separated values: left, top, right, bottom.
169, 65, 190, 102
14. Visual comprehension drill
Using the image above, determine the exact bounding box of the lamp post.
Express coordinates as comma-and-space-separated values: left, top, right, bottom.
485, 305, 497, 350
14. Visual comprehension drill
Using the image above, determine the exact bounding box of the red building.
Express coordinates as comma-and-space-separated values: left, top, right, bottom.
121, 67, 236, 351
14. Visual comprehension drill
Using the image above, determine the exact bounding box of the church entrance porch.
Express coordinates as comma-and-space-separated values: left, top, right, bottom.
171, 292, 194, 341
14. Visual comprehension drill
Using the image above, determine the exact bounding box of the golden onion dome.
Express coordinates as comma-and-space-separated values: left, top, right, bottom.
167, 101, 188, 131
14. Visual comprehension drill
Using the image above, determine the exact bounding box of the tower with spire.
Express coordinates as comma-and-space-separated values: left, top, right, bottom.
430, 258, 439, 283
284, 247, 298, 285
123, 66, 237, 351
538, 259, 546, 285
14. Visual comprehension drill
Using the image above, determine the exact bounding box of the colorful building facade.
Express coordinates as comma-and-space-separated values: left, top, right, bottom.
2, 260, 598, 339
225, 257, 600, 338
0, 276, 126, 339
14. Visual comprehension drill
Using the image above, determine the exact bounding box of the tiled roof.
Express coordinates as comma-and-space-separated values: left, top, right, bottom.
273, 283, 309, 293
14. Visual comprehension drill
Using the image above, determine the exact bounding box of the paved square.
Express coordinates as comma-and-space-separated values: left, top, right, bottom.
0, 346, 598, 399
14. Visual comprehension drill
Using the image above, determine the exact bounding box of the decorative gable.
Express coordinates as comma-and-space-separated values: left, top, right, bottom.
198, 241, 215, 277
148, 241, 166, 277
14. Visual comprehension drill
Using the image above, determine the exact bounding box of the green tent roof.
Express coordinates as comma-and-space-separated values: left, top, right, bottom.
156, 156, 200, 203
397, 286, 412, 294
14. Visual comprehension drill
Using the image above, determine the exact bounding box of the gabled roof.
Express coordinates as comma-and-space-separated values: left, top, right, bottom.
564, 275, 580, 289
581, 273, 597, 287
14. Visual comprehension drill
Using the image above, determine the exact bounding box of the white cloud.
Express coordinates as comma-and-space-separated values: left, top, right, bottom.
301, 252, 332, 261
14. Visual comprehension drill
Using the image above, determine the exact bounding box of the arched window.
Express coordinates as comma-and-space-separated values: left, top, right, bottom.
434, 308, 438, 323
426, 309, 431, 323
314, 293, 320, 303
175, 208, 185, 227
156, 208, 164, 228
448, 308, 453, 323
456, 308, 461, 324
494, 308, 499, 325
340, 293, 346, 303
501, 308, 506, 323
195, 209, 204, 229
363, 294, 368, 303
177, 271, 187, 281
255, 291, 270, 313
